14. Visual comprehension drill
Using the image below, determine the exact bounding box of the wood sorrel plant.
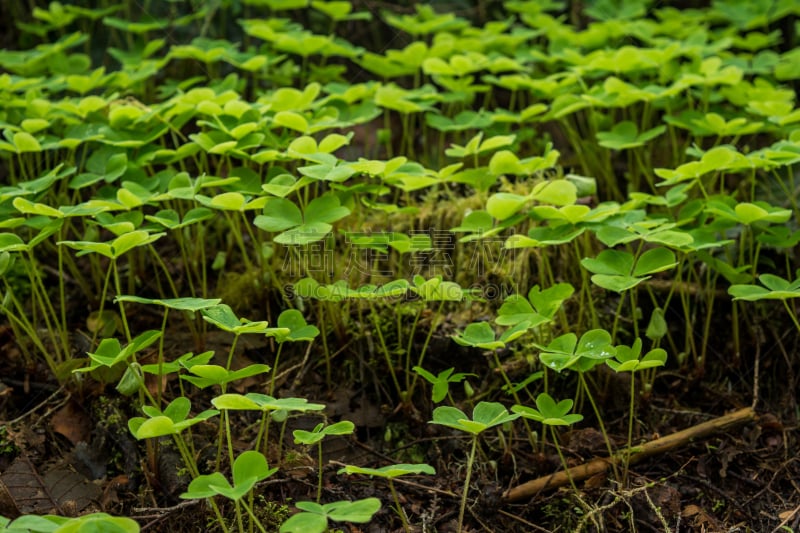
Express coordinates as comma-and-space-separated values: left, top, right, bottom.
430, 402, 519, 532
339, 463, 435, 532
293, 420, 355, 502
1, 1, 799, 530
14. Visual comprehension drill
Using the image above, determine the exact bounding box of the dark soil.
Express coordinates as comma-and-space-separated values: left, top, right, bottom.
0, 286, 798, 533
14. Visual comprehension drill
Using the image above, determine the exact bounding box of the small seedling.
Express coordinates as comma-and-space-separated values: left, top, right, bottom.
271, 308, 320, 394
293, 420, 355, 501
606, 338, 668, 483
279, 498, 381, 533
128, 396, 218, 480
75, 329, 161, 395
730, 271, 800, 333
452, 321, 531, 350
338, 463, 435, 532
181, 450, 277, 533
513, 393, 584, 488
430, 402, 518, 532
212, 393, 325, 466
512, 393, 584, 426
2, 512, 140, 533
412, 366, 476, 404
534, 329, 617, 373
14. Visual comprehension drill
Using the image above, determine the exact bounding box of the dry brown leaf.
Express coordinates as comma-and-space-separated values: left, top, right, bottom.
0, 453, 102, 518
51, 401, 91, 445
682, 504, 702, 517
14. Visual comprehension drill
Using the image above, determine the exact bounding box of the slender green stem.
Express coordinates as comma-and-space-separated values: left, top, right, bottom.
388, 479, 410, 533
492, 352, 538, 451
57, 229, 67, 345
318, 304, 332, 388
629, 288, 639, 339
112, 260, 132, 343
225, 411, 235, 468
406, 300, 445, 400
578, 373, 620, 480
458, 436, 478, 533
240, 499, 267, 533
368, 300, 402, 398
549, 426, 579, 493
209, 498, 231, 533
25, 250, 66, 362
404, 305, 423, 390
156, 310, 169, 407
234, 501, 244, 533
623, 371, 636, 486
254, 411, 269, 456
782, 300, 800, 334
225, 334, 241, 375
316, 442, 324, 503
269, 343, 284, 396
173, 433, 199, 478
276, 417, 288, 468
1, 284, 51, 369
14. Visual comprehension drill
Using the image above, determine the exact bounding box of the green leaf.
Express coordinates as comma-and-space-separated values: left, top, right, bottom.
13, 131, 42, 153
202, 192, 247, 211
430, 402, 518, 435
338, 463, 435, 479
597, 121, 665, 150
201, 304, 286, 336
212, 393, 325, 412
452, 322, 504, 350
274, 111, 309, 133
512, 393, 584, 426
12, 197, 64, 218
530, 180, 577, 206
486, 193, 527, 221
488, 150, 525, 175
233, 450, 275, 489
141, 351, 214, 376
254, 198, 303, 232
280, 498, 381, 533
607, 339, 667, 372
128, 404, 218, 439
276, 309, 320, 342
729, 272, 800, 301
581, 249, 671, 293
279, 512, 327, 533
529, 283, 575, 318
495, 296, 547, 328
294, 421, 355, 445
10, 513, 140, 533
325, 498, 382, 523
412, 366, 475, 403
645, 308, 668, 341
181, 472, 229, 499
581, 250, 633, 276
0, 233, 27, 252
537, 329, 615, 372
181, 364, 271, 389
633, 248, 677, 277
111, 230, 165, 258
304, 194, 350, 225
115, 295, 221, 312
274, 222, 332, 245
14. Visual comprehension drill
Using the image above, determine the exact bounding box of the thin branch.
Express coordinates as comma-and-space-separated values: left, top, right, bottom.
503, 407, 757, 502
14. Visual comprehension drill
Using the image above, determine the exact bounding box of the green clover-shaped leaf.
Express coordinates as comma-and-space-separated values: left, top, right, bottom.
181, 451, 276, 501
430, 402, 519, 435
512, 393, 584, 426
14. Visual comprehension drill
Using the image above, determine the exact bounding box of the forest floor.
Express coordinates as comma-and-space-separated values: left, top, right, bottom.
1, 291, 798, 532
